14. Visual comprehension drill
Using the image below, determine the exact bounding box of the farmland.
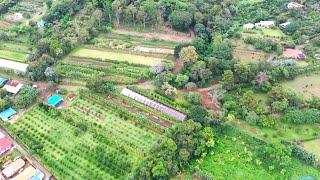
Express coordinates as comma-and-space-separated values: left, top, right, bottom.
6, 91, 159, 179
0, 42, 29, 62
70, 48, 167, 66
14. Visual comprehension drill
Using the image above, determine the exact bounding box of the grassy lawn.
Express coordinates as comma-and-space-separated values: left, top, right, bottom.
302, 139, 320, 157
261, 28, 286, 37
70, 48, 165, 66
190, 127, 320, 180
282, 74, 320, 99
233, 39, 268, 63
0, 49, 26, 62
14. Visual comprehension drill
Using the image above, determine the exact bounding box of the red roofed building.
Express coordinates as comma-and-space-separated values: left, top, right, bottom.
3, 80, 24, 94
0, 137, 12, 155
283, 48, 306, 60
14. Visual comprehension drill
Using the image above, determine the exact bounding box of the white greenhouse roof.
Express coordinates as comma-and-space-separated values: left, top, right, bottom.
121, 88, 186, 121
0, 59, 29, 73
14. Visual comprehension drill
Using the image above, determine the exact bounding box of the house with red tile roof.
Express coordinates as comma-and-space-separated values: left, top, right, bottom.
0, 137, 12, 155
3, 80, 24, 94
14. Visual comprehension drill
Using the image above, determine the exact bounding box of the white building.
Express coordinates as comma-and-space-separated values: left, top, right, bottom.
0, 59, 29, 73
287, 2, 304, 9
243, 23, 255, 30
279, 22, 291, 29
2, 158, 25, 178
255, 21, 275, 28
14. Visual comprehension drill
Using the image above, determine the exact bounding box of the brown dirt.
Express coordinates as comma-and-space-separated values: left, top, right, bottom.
114, 28, 194, 43
173, 59, 184, 74
198, 89, 221, 112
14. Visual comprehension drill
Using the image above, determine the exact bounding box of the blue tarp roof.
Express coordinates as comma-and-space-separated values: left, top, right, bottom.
37, 19, 46, 28
30, 170, 44, 180
0, 108, 16, 120
48, 95, 63, 107
0, 78, 7, 86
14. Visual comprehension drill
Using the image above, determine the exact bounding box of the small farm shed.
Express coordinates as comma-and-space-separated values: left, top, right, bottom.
37, 19, 46, 28
3, 80, 24, 94
0, 108, 17, 121
0, 78, 8, 87
48, 95, 63, 107
0, 137, 12, 155
67, 93, 76, 101
255, 21, 275, 28
287, 2, 304, 9
30, 170, 44, 180
284, 48, 306, 60
2, 158, 25, 178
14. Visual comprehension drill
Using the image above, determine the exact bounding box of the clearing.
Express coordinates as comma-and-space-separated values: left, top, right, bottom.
70, 48, 165, 66
282, 74, 320, 99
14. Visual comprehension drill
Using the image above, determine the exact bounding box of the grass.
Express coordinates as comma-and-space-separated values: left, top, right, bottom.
233, 120, 320, 144
302, 139, 320, 157
282, 74, 320, 99
70, 48, 166, 66
261, 28, 286, 38
0, 49, 26, 62
190, 127, 320, 180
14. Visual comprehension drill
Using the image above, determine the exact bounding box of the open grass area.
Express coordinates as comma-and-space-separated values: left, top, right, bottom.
189, 127, 320, 180
0, 49, 26, 62
233, 39, 269, 63
261, 28, 286, 38
6, 93, 159, 179
233, 120, 320, 144
302, 139, 320, 157
70, 48, 166, 66
282, 74, 320, 99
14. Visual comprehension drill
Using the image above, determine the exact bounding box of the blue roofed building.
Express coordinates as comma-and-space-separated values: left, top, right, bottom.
30, 169, 44, 180
0, 108, 17, 121
48, 95, 63, 107
0, 78, 8, 87
37, 19, 46, 28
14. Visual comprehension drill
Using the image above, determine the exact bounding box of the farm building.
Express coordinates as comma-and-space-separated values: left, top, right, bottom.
0, 78, 8, 87
0, 108, 17, 121
2, 158, 25, 178
37, 19, 46, 28
255, 21, 275, 28
0, 59, 29, 73
287, 2, 304, 9
0, 137, 12, 155
3, 80, 24, 94
11, 166, 36, 180
67, 93, 76, 101
279, 22, 291, 29
284, 48, 306, 60
243, 23, 255, 30
48, 95, 63, 107
30, 170, 44, 180
121, 88, 186, 121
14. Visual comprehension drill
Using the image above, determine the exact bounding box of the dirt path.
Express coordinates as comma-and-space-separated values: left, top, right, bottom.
197, 83, 222, 113
0, 127, 53, 179
173, 59, 184, 74
114, 29, 194, 43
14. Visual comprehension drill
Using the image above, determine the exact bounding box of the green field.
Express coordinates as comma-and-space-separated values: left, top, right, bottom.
282, 74, 320, 99
56, 57, 150, 84
191, 127, 320, 180
302, 139, 320, 157
70, 48, 166, 66
0, 49, 26, 62
7, 93, 159, 179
